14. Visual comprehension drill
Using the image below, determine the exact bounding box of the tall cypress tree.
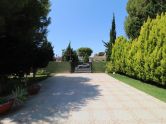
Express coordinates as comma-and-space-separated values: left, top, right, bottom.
103, 14, 116, 61
107, 13, 166, 86
110, 14, 116, 45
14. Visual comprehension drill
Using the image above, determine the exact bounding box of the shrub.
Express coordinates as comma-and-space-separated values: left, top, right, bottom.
0, 98, 6, 104
12, 87, 28, 106
92, 61, 106, 73
36, 69, 49, 76
107, 13, 166, 86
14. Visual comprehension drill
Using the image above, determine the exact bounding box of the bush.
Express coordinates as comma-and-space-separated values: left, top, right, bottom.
36, 69, 49, 76
12, 87, 28, 106
92, 62, 106, 73
0, 98, 6, 104
107, 13, 166, 86
45, 62, 71, 73
83, 54, 89, 63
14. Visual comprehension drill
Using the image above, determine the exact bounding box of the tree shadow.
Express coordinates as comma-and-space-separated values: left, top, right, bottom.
0, 75, 101, 123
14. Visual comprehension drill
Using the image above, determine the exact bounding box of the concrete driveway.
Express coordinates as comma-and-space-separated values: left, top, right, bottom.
1, 73, 166, 124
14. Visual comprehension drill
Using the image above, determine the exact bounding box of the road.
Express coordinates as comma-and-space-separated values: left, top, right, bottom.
1, 73, 166, 124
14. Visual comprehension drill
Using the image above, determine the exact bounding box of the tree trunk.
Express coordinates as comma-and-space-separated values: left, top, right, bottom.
0, 75, 8, 95
33, 68, 37, 78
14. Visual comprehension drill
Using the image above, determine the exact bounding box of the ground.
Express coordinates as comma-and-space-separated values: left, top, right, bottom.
0, 73, 166, 124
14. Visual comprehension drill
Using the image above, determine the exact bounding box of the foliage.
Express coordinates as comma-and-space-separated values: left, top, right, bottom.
12, 87, 28, 106
103, 14, 116, 61
110, 74, 166, 102
0, 75, 48, 96
92, 62, 106, 73
62, 43, 72, 61
24, 75, 48, 87
33, 42, 54, 70
62, 43, 79, 64
125, 0, 166, 39
77, 47, 93, 57
0, 98, 6, 104
107, 14, 166, 86
72, 51, 79, 64
98, 52, 105, 56
83, 54, 89, 63
0, 0, 53, 78
45, 62, 71, 73
77, 47, 93, 63
36, 69, 49, 76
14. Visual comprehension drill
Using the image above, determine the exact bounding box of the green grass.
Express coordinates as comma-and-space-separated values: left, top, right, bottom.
92, 61, 106, 73
45, 61, 71, 73
109, 74, 166, 102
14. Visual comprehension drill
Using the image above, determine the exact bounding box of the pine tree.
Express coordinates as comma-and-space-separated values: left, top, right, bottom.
125, 0, 166, 39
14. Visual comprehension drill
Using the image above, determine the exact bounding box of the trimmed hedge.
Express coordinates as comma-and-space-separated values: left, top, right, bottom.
45, 62, 71, 73
107, 13, 166, 86
92, 62, 106, 73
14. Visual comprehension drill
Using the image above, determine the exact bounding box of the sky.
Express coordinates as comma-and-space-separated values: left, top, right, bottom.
48, 0, 128, 56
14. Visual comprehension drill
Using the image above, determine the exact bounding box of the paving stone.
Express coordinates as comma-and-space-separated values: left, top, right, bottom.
0, 73, 166, 124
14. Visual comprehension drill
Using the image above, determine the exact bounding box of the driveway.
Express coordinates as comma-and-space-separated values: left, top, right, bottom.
1, 73, 166, 124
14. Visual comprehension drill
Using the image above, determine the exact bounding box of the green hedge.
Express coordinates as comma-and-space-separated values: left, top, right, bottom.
45, 62, 71, 73
107, 13, 166, 86
92, 62, 106, 73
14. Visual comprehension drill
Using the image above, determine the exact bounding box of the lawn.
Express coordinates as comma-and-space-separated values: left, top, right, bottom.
109, 74, 166, 102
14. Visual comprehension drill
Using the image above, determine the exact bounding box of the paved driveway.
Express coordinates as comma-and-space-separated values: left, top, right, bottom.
1, 73, 166, 124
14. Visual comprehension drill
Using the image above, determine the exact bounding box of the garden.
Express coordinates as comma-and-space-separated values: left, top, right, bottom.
0, 0, 53, 115
0, 70, 49, 114
105, 0, 166, 102
0, 0, 166, 118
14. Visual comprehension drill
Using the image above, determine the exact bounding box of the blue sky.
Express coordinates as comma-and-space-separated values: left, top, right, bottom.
48, 0, 128, 56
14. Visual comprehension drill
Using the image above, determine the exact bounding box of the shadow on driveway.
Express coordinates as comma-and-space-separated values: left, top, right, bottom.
0, 75, 101, 123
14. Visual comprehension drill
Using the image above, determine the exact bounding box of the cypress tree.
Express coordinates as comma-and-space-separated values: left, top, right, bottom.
107, 13, 166, 86
110, 14, 116, 45
103, 14, 116, 61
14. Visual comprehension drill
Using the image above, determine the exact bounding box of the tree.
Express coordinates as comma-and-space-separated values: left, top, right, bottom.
72, 51, 79, 64
103, 14, 116, 61
77, 47, 93, 57
0, 0, 54, 93
125, 0, 166, 39
107, 13, 166, 86
98, 52, 105, 56
62, 43, 73, 61
0, 0, 33, 76
77, 47, 93, 63
62, 43, 79, 72
32, 41, 54, 77
83, 54, 89, 63
62, 43, 79, 63
0, 0, 53, 76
